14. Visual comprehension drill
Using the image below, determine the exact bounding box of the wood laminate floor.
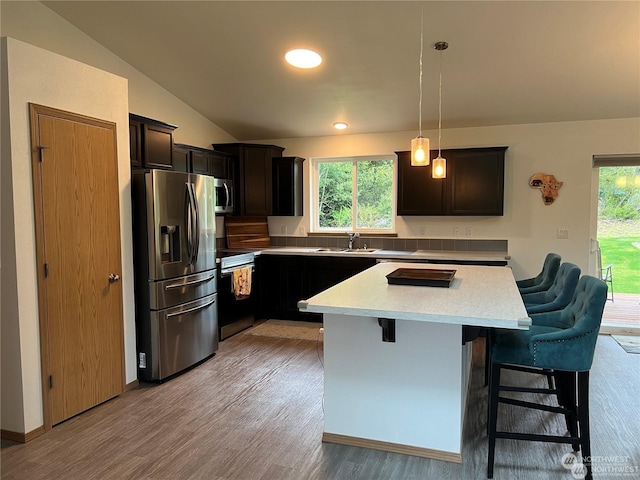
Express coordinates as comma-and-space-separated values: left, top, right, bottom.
2, 333, 639, 480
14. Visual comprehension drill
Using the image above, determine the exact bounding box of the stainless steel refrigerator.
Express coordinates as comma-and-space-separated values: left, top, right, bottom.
131, 170, 218, 382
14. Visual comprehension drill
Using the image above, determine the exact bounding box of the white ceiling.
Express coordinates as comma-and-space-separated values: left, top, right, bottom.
43, 1, 640, 141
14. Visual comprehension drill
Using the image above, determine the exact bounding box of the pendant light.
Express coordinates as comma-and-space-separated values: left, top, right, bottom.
411, 5, 429, 166
432, 41, 448, 179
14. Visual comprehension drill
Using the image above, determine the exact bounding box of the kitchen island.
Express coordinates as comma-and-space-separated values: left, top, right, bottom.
298, 262, 530, 462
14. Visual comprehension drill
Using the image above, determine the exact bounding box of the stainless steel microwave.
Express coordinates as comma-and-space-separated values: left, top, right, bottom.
214, 178, 234, 213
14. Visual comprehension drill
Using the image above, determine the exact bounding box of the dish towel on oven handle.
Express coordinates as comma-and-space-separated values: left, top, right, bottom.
232, 266, 252, 300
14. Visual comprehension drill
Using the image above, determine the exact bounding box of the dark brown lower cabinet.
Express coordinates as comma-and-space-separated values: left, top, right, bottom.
256, 255, 376, 321
257, 256, 307, 320
305, 256, 376, 299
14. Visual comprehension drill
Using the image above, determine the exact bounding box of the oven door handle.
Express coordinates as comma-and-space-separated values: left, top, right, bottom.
220, 264, 255, 277
164, 273, 216, 290
166, 298, 216, 318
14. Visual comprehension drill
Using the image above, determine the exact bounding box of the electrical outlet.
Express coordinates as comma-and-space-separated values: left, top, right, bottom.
280, 226, 288, 235
298, 226, 306, 236
453, 226, 462, 237
557, 228, 569, 239
466, 227, 473, 237
419, 227, 427, 236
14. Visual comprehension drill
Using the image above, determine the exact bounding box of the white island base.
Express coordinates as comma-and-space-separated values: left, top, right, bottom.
322, 314, 472, 462
300, 262, 530, 462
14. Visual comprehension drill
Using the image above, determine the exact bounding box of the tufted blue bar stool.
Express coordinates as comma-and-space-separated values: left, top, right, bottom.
517, 253, 561, 294
483, 258, 571, 387
487, 275, 608, 480
525, 263, 581, 388
522, 262, 581, 314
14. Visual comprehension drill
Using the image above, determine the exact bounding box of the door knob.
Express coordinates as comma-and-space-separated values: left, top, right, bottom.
108, 273, 121, 283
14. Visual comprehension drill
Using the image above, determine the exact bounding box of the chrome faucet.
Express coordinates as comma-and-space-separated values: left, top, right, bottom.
346, 232, 360, 250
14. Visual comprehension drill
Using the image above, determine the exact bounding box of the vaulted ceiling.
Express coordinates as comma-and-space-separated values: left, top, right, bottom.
43, 1, 640, 141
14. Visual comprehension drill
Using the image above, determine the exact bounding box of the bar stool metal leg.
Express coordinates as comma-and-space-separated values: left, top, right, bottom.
487, 362, 501, 479
577, 371, 592, 480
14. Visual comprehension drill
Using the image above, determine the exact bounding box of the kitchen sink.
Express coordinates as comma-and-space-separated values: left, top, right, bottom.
316, 247, 378, 253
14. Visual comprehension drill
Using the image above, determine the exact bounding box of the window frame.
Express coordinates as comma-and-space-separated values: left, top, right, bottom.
310, 154, 396, 233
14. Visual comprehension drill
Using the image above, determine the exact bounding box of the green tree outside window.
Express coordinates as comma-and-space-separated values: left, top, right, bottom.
316, 157, 393, 231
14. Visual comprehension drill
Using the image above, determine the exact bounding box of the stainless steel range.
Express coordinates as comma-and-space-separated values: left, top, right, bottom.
217, 251, 256, 339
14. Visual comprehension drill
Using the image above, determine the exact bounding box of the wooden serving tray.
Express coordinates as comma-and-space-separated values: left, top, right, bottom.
386, 268, 456, 287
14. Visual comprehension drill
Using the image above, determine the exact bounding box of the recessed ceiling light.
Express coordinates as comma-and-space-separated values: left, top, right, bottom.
333, 122, 348, 130
285, 49, 322, 68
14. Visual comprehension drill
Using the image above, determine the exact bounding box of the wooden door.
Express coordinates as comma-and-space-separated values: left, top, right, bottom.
29, 104, 125, 427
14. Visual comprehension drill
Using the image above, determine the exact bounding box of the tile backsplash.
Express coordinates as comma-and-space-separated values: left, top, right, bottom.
268, 236, 508, 253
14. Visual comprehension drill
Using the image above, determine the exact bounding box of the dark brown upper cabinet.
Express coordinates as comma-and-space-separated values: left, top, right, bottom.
172, 144, 190, 173
129, 114, 177, 170
397, 146, 507, 216
272, 156, 304, 216
173, 144, 234, 179
212, 143, 285, 216
129, 119, 143, 168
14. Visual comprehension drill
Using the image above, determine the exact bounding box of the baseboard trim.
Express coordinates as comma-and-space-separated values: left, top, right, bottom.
1, 425, 46, 443
1, 381, 138, 445
322, 432, 462, 463
124, 379, 139, 392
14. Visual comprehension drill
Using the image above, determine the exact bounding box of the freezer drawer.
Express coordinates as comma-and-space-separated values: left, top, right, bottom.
142, 293, 218, 381
149, 269, 216, 310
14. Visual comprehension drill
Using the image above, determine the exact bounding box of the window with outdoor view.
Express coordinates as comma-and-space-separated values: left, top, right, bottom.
312, 156, 395, 232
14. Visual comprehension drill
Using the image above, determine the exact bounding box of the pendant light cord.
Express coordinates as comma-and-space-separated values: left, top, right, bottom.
418, 5, 424, 137
438, 48, 442, 156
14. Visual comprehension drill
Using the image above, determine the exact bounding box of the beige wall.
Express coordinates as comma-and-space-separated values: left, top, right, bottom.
0, 1, 236, 148
1, 37, 133, 434
262, 117, 640, 279
0, 1, 236, 436
1, 36, 23, 433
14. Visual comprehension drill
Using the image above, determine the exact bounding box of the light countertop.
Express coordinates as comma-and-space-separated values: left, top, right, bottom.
257, 247, 509, 263
298, 262, 530, 329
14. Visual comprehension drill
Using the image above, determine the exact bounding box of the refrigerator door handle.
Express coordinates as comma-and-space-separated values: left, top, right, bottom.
164, 272, 216, 290
190, 183, 197, 264
185, 183, 192, 264
165, 298, 215, 318
190, 183, 200, 263
185, 182, 197, 265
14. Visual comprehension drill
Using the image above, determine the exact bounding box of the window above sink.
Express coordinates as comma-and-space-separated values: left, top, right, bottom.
310, 155, 395, 234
